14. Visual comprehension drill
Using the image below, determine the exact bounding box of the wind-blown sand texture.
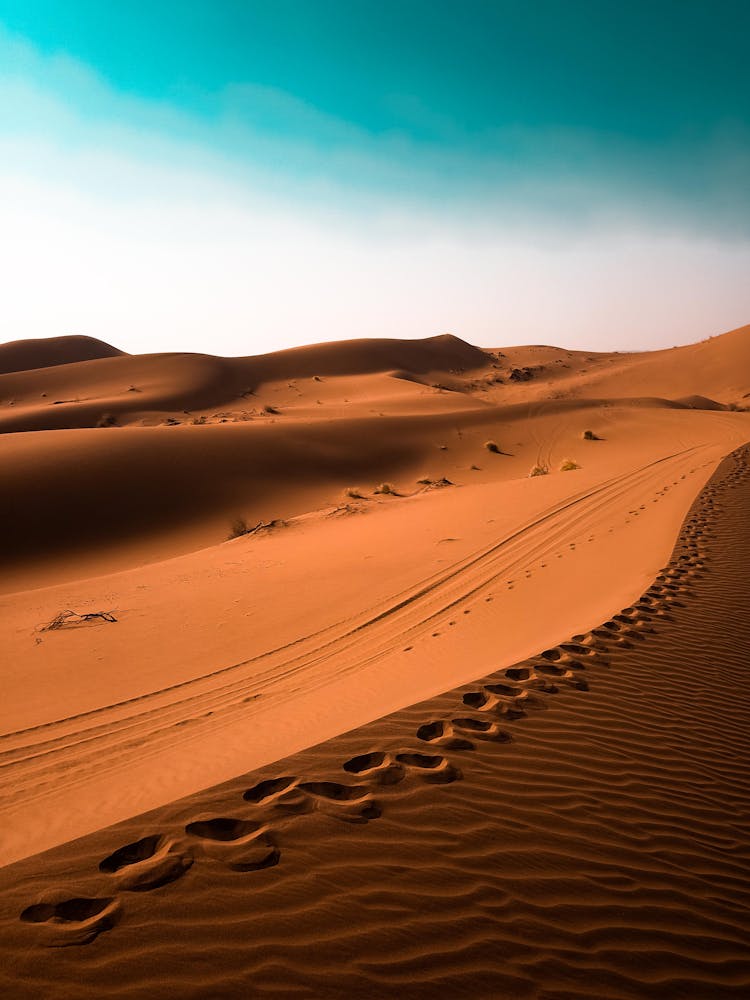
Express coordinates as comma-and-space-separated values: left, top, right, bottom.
1, 326, 750, 997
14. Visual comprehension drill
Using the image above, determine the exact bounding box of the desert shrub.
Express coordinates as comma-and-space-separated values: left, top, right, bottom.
263, 405, 280, 415
560, 458, 580, 471
229, 517, 249, 538
374, 482, 396, 495
344, 486, 364, 499
416, 477, 433, 485
97, 413, 118, 427
192, 415, 208, 425
229, 517, 285, 539
529, 464, 549, 477
582, 429, 600, 440
484, 440, 501, 453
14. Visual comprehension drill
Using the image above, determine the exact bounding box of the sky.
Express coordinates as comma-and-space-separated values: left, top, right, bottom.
0, 0, 749, 356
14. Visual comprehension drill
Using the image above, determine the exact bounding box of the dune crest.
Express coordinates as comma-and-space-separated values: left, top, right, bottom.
0, 335, 125, 376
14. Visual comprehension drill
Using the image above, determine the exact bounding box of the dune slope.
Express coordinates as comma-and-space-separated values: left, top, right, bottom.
1, 445, 748, 999
1, 327, 749, 868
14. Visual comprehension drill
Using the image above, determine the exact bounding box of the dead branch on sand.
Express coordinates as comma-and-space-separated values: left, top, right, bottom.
42, 610, 118, 631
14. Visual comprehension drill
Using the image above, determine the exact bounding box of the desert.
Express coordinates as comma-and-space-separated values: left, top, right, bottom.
1, 326, 750, 997
3, 4, 750, 996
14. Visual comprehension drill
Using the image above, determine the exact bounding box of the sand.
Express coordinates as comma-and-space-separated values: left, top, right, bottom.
1, 325, 749, 997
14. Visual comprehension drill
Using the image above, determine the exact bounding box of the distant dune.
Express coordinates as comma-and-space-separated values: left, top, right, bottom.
0, 323, 749, 999
0, 334, 125, 376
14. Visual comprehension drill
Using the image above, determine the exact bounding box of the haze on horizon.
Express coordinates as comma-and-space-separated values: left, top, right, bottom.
1, 0, 749, 357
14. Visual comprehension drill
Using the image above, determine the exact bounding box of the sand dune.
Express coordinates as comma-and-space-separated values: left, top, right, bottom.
561, 322, 750, 406
2, 325, 748, 436
1, 444, 749, 998
0, 333, 487, 433
0, 335, 125, 376
1, 324, 749, 997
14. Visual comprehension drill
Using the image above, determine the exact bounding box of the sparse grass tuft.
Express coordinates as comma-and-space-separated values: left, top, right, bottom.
560, 458, 580, 471
263, 405, 280, 415
484, 440, 501, 454
374, 482, 397, 495
529, 464, 549, 477
343, 486, 364, 499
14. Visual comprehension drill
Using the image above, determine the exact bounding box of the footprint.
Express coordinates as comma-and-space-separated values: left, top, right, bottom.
99, 835, 161, 872
468, 683, 528, 719
395, 752, 462, 784
484, 682, 520, 697
503, 666, 533, 681
452, 717, 512, 743
99, 835, 192, 892
243, 776, 297, 804
186, 817, 283, 870
342, 752, 405, 785
534, 662, 566, 677
298, 782, 381, 824
343, 751, 386, 773
185, 817, 264, 842
298, 781, 369, 802
338, 802, 383, 824
416, 720, 474, 751
451, 716, 492, 732
268, 788, 316, 817
225, 843, 281, 873
20, 897, 121, 946
462, 690, 489, 709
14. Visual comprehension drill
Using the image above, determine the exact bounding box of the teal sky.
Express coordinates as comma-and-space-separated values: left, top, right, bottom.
0, 1, 749, 353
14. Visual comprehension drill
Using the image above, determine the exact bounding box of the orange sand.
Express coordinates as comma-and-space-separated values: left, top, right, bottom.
0, 325, 749, 996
